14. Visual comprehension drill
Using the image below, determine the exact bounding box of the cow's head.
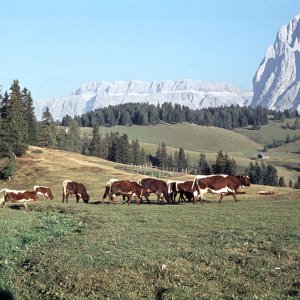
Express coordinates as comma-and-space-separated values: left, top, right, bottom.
83, 194, 90, 203
238, 175, 251, 187
48, 191, 54, 200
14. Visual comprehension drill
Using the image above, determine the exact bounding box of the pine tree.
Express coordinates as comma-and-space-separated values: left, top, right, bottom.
67, 121, 82, 152
212, 150, 226, 174
132, 139, 141, 165
90, 124, 101, 157
22, 88, 37, 145
197, 153, 211, 175
177, 147, 187, 172
8, 80, 28, 155
38, 107, 57, 147
266, 164, 278, 186
278, 176, 286, 187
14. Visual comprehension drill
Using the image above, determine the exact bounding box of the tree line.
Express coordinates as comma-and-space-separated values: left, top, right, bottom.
62, 102, 271, 130
0, 80, 37, 178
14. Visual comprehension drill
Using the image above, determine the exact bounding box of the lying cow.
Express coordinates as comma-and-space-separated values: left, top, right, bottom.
0, 189, 38, 209
34, 185, 54, 200
139, 178, 170, 203
104, 180, 146, 205
62, 180, 90, 203
192, 175, 251, 203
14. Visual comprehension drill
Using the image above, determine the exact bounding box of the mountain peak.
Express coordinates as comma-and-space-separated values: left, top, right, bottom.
252, 13, 300, 111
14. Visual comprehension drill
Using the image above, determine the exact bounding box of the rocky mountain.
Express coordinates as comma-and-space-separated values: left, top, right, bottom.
252, 13, 300, 111
34, 79, 252, 120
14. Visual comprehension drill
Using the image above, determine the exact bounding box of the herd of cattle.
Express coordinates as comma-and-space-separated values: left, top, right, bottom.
0, 175, 251, 209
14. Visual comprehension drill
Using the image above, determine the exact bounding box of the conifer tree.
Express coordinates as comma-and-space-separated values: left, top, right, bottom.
22, 88, 37, 145
177, 147, 187, 172
132, 139, 141, 165
67, 121, 82, 153
39, 107, 57, 147
212, 150, 226, 174
278, 176, 286, 187
90, 124, 102, 157
197, 153, 211, 175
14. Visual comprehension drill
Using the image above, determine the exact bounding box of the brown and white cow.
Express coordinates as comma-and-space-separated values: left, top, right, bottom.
62, 180, 90, 203
192, 175, 251, 203
104, 180, 146, 205
0, 189, 38, 209
34, 185, 54, 200
139, 178, 170, 203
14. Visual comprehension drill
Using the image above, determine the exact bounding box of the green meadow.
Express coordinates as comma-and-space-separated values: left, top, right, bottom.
0, 147, 299, 299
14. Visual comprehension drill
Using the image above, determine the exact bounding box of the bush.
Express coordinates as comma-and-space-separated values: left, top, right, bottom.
0, 158, 15, 180
13, 143, 28, 157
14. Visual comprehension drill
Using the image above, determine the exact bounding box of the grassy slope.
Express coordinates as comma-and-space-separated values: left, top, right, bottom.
0, 147, 299, 299
81, 121, 300, 182
235, 118, 300, 145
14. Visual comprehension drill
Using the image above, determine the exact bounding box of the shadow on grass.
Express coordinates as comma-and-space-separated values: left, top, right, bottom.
0, 289, 15, 300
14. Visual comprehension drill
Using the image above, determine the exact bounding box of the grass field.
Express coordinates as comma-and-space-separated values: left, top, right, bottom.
0, 147, 299, 299
80, 120, 300, 183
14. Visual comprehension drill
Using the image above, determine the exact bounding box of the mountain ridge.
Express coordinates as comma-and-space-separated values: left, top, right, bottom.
34, 79, 252, 120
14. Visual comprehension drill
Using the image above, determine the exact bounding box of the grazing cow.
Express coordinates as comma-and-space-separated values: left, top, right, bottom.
167, 180, 184, 203
62, 180, 90, 203
139, 178, 170, 203
105, 180, 146, 205
33, 185, 54, 200
176, 181, 198, 203
0, 189, 38, 209
192, 175, 251, 203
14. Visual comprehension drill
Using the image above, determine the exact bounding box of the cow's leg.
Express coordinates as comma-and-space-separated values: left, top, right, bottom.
232, 193, 238, 202
219, 193, 224, 203
66, 192, 69, 203
76, 194, 80, 203
24, 202, 28, 210
62, 188, 65, 203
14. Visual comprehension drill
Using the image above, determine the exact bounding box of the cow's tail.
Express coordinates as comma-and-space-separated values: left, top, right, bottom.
167, 181, 172, 194
191, 176, 200, 194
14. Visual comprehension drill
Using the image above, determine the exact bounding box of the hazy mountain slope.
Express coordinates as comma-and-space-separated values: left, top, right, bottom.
35, 79, 252, 120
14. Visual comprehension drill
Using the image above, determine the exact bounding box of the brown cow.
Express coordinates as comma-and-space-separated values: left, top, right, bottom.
105, 180, 146, 205
34, 185, 54, 200
139, 178, 170, 203
192, 174, 251, 203
177, 181, 198, 202
62, 180, 90, 203
0, 189, 38, 209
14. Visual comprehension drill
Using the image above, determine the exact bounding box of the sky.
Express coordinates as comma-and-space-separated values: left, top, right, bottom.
0, 0, 299, 100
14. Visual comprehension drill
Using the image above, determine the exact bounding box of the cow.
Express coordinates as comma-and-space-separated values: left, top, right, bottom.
167, 180, 184, 203
104, 180, 146, 205
33, 185, 54, 200
102, 179, 132, 204
0, 189, 38, 209
192, 174, 251, 204
176, 181, 198, 203
62, 180, 90, 203
139, 178, 170, 203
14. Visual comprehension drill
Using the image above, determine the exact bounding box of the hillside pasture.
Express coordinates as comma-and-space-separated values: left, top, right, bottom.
80, 122, 300, 182
0, 147, 299, 299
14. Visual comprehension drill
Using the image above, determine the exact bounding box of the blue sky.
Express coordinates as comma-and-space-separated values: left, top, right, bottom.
0, 0, 299, 99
